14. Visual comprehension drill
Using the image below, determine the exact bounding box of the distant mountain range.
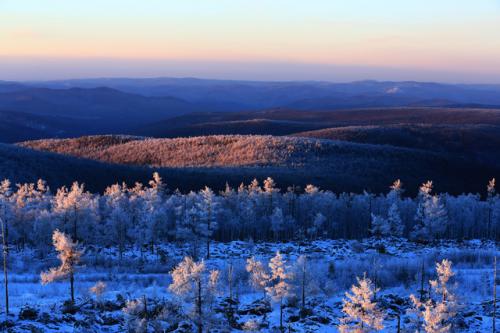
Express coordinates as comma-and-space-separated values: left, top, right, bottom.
1, 77, 498, 193
1, 77, 500, 142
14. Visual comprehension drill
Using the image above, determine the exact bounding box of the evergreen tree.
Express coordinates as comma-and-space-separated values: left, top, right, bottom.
409, 259, 457, 333
169, 256, 219, 333
412, 181, 448, 241
265, 251, 294, 331
246, 256, 269, 298
338, 273, 386, 333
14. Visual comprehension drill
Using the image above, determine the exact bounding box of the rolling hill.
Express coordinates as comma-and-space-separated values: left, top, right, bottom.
0, 142, 156, 192
0, 86, 200, 135
293, 124, 500, 166
134, 107, 500, 138
19, 135, 499, 195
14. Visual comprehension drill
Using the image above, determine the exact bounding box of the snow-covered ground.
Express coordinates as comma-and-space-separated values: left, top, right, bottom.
0, 238, 498, 332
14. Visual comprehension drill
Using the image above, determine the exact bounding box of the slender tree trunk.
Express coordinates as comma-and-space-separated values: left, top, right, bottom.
197, 278, 202, 333
280, 297, 283, 331
301, 261, 306, 311
494, 256, 497, 333
228, 262, 233, 301
420, 261, 425, 301
70, 270, 75, 303
206, 204, 212, 259
143, 295, 148, 319
73, 205, 78, 242
0, 217, 8, 315
206, 238, 210, 260
397, 313, 401, 333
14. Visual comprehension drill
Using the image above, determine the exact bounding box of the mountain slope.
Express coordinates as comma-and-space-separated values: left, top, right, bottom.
135, 107, 500, 137
294, 124, 500, 167
0, 143, 156, 192
19, 135, 499, 194
0, 87, 198, 134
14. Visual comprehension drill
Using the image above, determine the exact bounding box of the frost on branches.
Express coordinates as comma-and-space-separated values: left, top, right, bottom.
412, 181, 449, 241
410, 259, 457, 333
265, 251, 294, 330
40, 230, 83, 303
168, 256, 220, 333
338, 273, 386, 333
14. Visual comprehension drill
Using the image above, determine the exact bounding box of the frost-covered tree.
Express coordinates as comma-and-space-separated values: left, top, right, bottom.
263, 177, 279, 214
412, 181, 448, 241
169, 257, 205, 333
41, 230, 83, 303
0, 215, 9, 315
338, 273, 386, 333
0, 180, 12, 316
387, 179, 404, 203
197, 186, 219, 259
487, 178, 498, 239
307, 212, 326, 239
266, 251, 294, 330
295, 255, 308, 311
409, 259, 457, 333
370, 214, 390, 237
270, 207, 285, 241
387, 203, 404, 237
53, 182, 97, 243
168, 256, 219, 333
246, 256, 269, 298
102, 183, 131, 260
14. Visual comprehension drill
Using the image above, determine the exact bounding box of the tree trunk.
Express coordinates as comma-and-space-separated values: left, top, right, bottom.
420, 261, 425, 301
0, 217, 8, 315
280, 297, 284, 332
197, 278, 202, 333
70, 270, 75, 303
301, 263, 306, 311
228, 262, 233, 301
73, 205, 78, 242
494, 256, 497, 333
206, 238, 210, 260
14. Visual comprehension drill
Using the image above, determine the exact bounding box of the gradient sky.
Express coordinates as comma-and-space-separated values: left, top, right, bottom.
1, 0, 500, 82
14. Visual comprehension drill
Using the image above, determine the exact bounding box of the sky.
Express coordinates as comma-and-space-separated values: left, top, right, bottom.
1, 0, 500, 82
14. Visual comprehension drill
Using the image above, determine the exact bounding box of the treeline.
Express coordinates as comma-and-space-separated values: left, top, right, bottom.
0, 174, 498, 256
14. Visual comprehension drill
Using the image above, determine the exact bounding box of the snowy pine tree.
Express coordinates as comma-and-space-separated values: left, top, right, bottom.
168, 256, 219, 333
370, 214, 391, 237
412, 181, 448, 241
246, 256, 269, 298
270, 207, 285, 241
338, 273, 386, 333
265, 251, 294, 331
410, 259, 457, 333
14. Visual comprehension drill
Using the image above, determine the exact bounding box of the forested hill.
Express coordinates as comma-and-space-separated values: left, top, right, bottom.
293, 124, 500, 167
18, 135, 499, 195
